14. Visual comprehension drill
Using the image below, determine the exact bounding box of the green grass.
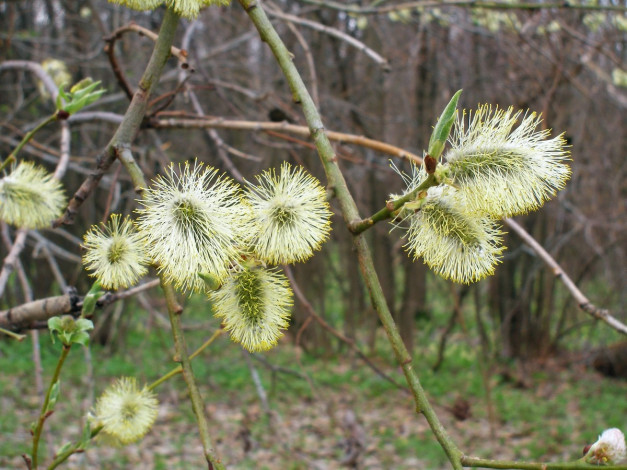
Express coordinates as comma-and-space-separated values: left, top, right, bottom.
0, 295, 625, 469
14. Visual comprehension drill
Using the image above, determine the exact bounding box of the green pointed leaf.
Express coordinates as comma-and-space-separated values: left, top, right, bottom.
58, 86, 70, 102
80, 421, 92, 446
58, 80, 105, 115
81, 281, 104, 316
75, 318, 94, 332
48, 316, 63, 344
48, 316, 63, 332
428, 89, 462, 159
70, 77, 95, 94
46, 381, 60, 412
59, 331, 73, 346
55, 442, 74, 456
71, 331, 90, 347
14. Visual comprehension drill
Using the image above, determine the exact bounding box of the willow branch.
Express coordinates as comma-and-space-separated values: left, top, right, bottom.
0, 228, 28, 298
460, 455, 627, 469
153, 117, 423, 165
54, 8, 181, 227
504, 218, 627, 335
348, 174, 437, 233
104, 21, 192, 100
161, 281, 225, 470
148, 329, 224, 391
265, 7, 390, 71
238, 1, 463, 468
30, 345, 71, 469
0, 280, 160, 331
116, 94, 223, 467
297, 0, 627, 14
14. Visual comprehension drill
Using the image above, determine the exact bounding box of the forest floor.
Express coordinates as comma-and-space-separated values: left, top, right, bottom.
1, 320, 626, 470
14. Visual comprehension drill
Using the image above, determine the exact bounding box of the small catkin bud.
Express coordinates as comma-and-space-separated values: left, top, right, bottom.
210, 265, 293, 352
93, 377, 159, 445
82, 214, 150, 290
0, 161, 66, 229
584, 428, 627, 465
444, 105, 571, 217
136, 161, 250, 293
244, 162, 332, 265
392, 163, 504, 284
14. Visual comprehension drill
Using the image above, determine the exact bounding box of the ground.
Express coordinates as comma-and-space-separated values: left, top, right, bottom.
1, 325, 625, 470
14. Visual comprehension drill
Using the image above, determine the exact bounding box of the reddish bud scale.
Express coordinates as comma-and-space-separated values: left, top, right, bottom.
424, 154, 437, 174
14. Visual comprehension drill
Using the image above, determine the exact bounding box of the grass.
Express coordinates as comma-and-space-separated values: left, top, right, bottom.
0, 293, 625, 469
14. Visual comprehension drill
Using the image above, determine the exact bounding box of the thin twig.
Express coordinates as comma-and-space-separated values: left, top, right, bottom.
297, 0, 627, 14
0, 280, 161, 331
265, 7, 390, 70
267, 1, 320, 108
162, 281, 225, 470
54, 9, 183, 227
153, 117, 423, 165
104, 21, 192, 100
460, 455, 627, 469
0, 61, 59, 100
242, 350, 271, 416
0, 228, 28, 298
504, 218, 626, 335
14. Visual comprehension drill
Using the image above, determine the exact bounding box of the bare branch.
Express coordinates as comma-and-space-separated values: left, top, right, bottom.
0, 279, 161, 331
265, 8, 390, 71
504, 218, 627, 335
153, 117, 423, 165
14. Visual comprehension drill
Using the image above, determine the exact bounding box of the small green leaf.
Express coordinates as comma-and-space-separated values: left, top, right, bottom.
58, 331, 73, 346
46, 380, 60, 412
80, 420, 92, 447
48, 316, 63, 332
56, 80, 105, 115
75, 318, 94, 332
81, 281, 104, 317
48, 316, 63, 344
55, 442, 74, 456
48, 315, 91, 346
70, 77, 94, 94
428, 89, 462, 159
71, 331, 90, 347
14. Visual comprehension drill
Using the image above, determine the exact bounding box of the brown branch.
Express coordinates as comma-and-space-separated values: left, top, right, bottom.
0, 279, 161, 331
504, 218, 626, 335
104, 21, 193, 101
54, 11, 181, 227
298, 0, 627, 13
153, 117, 423, 165
0, 228, 28, 298
265, 7, 390, 71
0, 291, 80, 330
